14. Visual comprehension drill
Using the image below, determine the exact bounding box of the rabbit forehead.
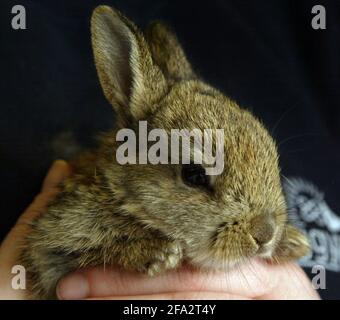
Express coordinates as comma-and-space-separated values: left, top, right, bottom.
150, 80, 279, 166
147, 80, 283, 205
150, 80, 264, 135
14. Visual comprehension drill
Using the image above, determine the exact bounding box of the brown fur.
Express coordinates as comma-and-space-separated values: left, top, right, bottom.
20, 5, 309, 299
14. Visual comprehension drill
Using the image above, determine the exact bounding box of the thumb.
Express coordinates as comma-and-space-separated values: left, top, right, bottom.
41, 160, 72, 193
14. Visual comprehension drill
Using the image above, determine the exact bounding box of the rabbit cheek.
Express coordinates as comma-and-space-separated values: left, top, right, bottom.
186, 221, 260, 270
212, 222, 260, 262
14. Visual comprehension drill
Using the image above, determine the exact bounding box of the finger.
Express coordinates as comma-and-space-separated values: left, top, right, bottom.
57, 260, 279, 300
87, 291, 251, 300
41, 159, 72, 192
257, 263, 320, 300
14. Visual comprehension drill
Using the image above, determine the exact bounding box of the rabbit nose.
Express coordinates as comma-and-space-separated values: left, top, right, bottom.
249, 214, 276, 246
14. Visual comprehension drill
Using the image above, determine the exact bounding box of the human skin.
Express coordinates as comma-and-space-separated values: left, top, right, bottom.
0, 160, 320, 300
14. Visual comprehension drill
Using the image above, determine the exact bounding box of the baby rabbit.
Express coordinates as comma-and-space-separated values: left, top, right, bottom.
21, 5, 309, 299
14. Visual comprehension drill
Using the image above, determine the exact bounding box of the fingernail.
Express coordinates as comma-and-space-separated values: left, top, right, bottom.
52, 159, 68, 169
56, 273, 89, 300
42, 159, 70, 191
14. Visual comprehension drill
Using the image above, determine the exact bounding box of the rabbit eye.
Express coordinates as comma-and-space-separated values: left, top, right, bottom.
181, 164, 211, 190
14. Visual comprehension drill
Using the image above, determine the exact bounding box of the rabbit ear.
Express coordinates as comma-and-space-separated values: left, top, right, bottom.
146, 21, 195, 81
91, 6, 167, 125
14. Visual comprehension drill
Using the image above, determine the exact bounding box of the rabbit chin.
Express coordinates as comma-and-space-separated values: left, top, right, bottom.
186, 245, 276, 271
189, 254, 242, 271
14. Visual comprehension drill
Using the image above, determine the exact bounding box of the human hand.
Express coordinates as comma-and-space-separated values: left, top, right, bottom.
57, 257, 320, 300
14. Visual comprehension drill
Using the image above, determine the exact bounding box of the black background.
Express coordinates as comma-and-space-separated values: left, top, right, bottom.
0, 0, 339, 299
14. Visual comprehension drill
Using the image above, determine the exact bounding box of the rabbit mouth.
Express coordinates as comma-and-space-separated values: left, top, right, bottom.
253, 240, 277, 258
185, 222, 283, 271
